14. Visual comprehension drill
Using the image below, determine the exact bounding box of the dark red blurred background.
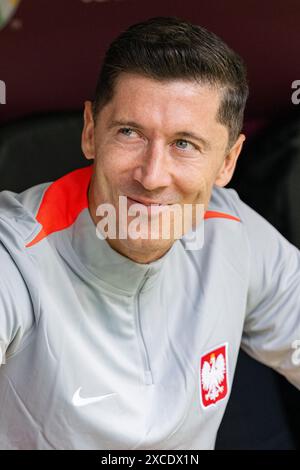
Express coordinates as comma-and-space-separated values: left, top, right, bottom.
1, 0, 300, 137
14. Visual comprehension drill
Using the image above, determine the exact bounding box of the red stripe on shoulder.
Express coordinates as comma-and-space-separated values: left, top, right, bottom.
26, 165, 93, 248
204, 210, 241, 222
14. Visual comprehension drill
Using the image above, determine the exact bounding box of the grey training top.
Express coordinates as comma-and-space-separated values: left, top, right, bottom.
0, 165, 299, 449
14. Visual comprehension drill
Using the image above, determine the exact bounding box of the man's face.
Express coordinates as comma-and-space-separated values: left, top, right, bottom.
82, 73, 245, 263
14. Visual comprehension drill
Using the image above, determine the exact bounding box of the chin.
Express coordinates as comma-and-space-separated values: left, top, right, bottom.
114, 236, 175, 263
127, 235, 174, 251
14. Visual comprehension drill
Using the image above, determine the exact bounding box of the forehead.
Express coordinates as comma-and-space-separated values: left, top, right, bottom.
103, 73, 224, 129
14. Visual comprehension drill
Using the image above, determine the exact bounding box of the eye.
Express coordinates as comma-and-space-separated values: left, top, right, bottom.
118, 127, 139, 138
174, 139, 198, 152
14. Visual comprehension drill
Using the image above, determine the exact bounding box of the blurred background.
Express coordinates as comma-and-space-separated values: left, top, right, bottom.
0, 0, 300, 449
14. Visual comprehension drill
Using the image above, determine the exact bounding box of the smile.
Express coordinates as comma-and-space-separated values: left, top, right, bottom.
126, 196, 172, 214
126, 196, 171, 206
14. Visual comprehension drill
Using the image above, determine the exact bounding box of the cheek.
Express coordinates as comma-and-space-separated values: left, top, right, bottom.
94, 147, 134, 199
94, 143, 120, 180
97, 139, 140, 174
92, 151, 117, 202
176, 164, 213, 202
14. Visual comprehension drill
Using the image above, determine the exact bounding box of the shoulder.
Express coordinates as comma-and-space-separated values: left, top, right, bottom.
209, 185, 243, 217
0, 183, 50, 335
180, 185, 297, 283
0, 180, 50, 218
215, 187, 300, 312
0, 181, 51, 245
209, 185, 265, 228
209, 185, 289, 247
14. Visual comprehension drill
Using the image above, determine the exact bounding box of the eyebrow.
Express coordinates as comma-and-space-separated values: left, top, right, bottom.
108, 119, 212, 151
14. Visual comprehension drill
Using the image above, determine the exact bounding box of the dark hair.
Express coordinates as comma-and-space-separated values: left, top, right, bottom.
92, 16, 249, 151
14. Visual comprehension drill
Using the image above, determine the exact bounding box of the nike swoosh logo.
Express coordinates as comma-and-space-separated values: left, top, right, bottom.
72, 387, 117, 407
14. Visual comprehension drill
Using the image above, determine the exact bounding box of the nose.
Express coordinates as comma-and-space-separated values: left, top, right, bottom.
133, 141, 172, 191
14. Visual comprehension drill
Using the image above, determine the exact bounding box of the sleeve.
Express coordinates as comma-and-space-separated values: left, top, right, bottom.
0, 242, 35, 367
232, 191, 300, 391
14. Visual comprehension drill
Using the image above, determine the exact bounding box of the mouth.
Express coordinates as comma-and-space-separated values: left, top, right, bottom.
126, 196, 171, 206
125, 196, 173, 215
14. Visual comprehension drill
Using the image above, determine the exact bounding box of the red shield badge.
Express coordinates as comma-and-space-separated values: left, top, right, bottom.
200, 343, 228, 409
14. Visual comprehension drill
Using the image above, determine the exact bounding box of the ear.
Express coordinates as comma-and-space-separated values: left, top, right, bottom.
81, 100, 96, 160
214, 133, 246, 187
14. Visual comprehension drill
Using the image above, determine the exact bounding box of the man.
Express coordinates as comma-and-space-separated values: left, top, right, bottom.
0, 16, 299, 450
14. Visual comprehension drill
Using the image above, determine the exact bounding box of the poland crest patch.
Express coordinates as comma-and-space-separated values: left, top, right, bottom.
200, 343, 228, 409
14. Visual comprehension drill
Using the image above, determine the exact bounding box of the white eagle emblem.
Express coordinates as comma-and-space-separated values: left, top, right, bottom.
201, 352, 226, 402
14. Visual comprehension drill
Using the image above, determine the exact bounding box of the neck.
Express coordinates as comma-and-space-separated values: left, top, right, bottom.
104, 237, 173, 264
